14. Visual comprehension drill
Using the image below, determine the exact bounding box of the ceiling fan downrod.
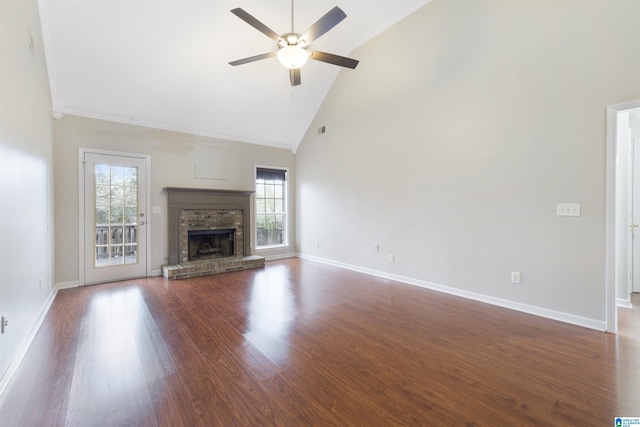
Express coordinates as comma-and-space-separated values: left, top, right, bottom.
290, 0, 295, 34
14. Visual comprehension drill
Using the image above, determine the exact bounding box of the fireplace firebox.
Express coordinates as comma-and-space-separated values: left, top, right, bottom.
188, 228, 235, 261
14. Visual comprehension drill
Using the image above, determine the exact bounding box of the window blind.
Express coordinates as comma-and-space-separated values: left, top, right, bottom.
257, 167, 286, 181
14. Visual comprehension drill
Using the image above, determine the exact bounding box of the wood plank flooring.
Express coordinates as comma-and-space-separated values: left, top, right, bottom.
1, 258, 638, 426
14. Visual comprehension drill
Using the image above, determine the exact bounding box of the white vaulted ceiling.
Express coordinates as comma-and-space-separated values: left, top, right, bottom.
38, 0, 430, 152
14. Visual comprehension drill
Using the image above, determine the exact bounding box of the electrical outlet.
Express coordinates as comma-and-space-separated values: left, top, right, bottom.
556, 203, 581, 217
511, 272, 521, 284
388, 253, 394, 262
152, 206, 161, 214
374, 244, 380, 252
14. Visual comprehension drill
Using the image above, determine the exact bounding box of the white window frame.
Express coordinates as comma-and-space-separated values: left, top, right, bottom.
254, 165, 289, 250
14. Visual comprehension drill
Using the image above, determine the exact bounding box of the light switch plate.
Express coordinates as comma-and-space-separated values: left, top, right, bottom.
557, 203, 581, 217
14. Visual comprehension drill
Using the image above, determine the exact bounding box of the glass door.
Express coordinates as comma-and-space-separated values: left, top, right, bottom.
84, 152, 147, 284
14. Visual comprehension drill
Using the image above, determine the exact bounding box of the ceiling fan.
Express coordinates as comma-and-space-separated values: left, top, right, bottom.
229, 0, 359, 86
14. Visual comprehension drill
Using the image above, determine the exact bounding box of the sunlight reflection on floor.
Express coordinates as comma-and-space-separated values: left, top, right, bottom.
244, 265, 296, 362
65, 286, 168, 425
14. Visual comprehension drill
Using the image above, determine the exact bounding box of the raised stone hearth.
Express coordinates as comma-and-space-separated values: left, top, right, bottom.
162, 255, 265, 279
162, 187, 265, 279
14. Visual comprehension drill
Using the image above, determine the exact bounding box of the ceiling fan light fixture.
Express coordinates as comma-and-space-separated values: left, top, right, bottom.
277, 45, 310, 69
229, 5, 358, 85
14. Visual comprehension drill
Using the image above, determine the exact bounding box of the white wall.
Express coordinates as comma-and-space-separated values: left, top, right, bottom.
53, 116, 295, 286
0, 0, 55, 387
295, 0, 640, 327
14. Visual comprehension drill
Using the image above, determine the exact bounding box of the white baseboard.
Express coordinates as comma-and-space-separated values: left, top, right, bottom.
0, 287, 58, 398
56, 280, 81, 289
617, 298, 633, 309
297, 253, 607, 332
264, 253, 297, 262
59, 271, 164, 285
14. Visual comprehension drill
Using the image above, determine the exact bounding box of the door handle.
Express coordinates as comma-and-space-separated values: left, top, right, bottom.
631, 224, 639, 228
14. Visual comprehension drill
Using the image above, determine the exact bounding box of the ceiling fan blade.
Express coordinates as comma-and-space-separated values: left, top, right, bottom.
229, 52, 276, 66
309, 51, 359, 69
290, 68, 301, 86
231, 8, 282, 42
299, 6, 347, 45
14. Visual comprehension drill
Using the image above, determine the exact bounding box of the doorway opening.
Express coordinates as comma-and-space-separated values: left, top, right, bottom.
607, 100, 640, 333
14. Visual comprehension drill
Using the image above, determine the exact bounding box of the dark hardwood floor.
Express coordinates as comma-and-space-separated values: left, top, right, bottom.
1, 258, 638, 426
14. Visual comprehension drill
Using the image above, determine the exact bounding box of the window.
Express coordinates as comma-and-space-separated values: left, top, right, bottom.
94, 164, 139, 266
256, 167, 287, 248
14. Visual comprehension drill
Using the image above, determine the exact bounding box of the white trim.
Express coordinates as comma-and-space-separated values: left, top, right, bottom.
0, 287, 58, 398
263, 252, 297, 262
617, 298, 633, 309
626, 121, 634, 306
345, 0, 432, 53
78, 149, 84, 286
606, 100, 640, 334
297, 253, 607, 332
65, 109, 293, 152
37, 0, 65, 118
254, 165, 291, 252
78, 148, 152, 285
150, 269, 163, 277
56, 280, 81, 289
257, 244, 288, 250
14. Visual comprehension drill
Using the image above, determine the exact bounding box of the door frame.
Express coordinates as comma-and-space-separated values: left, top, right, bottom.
630, 109, 640, 295
627, 122, 635, 305
627, 111, 640, 300
78, 147, 152, 285
606, 99, 640, 333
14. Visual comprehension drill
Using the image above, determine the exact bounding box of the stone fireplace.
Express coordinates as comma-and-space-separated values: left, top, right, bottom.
178, 208, 243, 263
162, 187, 265, 279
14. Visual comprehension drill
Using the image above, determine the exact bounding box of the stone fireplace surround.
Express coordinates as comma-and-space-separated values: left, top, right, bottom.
162, 187, 265, 279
